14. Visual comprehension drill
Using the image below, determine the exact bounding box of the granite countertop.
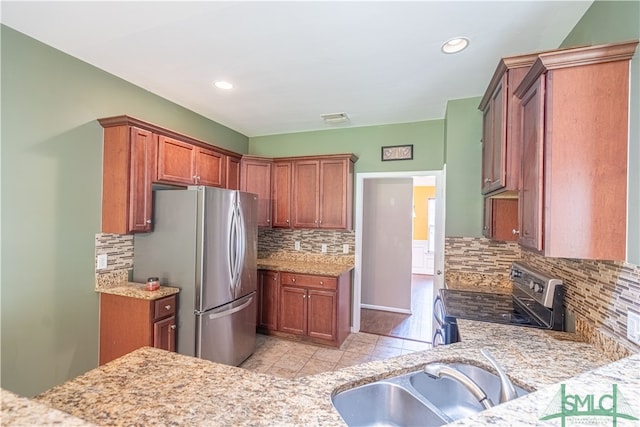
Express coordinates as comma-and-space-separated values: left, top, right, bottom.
1, 389, 95, 426
97, 282, 180, 300
257, 256, 354, 277
23, 320, 636, 426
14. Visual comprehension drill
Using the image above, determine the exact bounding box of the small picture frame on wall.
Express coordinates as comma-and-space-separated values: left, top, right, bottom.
381, 144, 413, 161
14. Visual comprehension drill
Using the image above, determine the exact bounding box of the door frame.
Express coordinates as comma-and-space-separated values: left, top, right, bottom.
352, 168, 446, 332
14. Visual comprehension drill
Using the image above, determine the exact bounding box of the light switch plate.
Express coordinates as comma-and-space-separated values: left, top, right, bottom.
97, 254, 108, 270
343, 244, 349, 254
628, 310, 640, 345
321, 244, 328, 253
294, 241, 301, 251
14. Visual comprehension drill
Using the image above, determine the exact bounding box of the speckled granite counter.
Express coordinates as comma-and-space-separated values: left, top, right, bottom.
29, 319, 636, 427
257, 257, 354, 277
97, 282, 179, 300
1, 389, 94, 426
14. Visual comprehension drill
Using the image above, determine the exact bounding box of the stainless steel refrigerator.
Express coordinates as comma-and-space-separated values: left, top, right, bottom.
133, 186, 258, 366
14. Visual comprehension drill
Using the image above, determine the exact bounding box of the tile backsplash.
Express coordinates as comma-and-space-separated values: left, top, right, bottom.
445, 236, 640, 357
258, 228, 355, 257
95, 233, 133, 274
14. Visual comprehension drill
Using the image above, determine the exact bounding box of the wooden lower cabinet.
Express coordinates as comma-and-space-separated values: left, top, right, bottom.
269, 271, 351, 347
99, 293, 177, 365
257, 270, 279, 332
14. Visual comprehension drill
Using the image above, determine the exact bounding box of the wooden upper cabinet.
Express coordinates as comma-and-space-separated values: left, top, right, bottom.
195, 146, 226, 187
156, 136, 195, 185
156, 136, 226, 187
226, 155, 241, 190
479, 52, 542, 196
272, 160, 292, 228
100, 124, 156, 234
483, 198, 519, 242
240, 156, 272, 227
514, 40, 638, 260
292, 155, 355, 230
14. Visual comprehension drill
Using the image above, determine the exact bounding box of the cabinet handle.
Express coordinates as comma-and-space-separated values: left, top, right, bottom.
170, 325, 176, 330
165, 305, 171, 310
512, 229, 520, 235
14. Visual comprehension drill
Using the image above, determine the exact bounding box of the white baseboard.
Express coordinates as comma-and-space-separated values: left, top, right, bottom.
361, 304, 412, 315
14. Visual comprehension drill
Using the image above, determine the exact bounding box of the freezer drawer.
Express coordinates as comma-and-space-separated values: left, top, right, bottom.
196, 292, 257, 366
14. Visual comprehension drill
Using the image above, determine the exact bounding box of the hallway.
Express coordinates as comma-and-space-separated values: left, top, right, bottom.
359, 274, 434, 342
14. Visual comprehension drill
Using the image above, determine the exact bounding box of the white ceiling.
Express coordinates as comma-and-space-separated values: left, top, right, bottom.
1, 1, 593, 137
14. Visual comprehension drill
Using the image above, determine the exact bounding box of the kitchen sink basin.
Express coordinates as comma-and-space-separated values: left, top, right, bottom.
410, 364, 529, 421
331, 381, 447, 427
331, 363, 530, 426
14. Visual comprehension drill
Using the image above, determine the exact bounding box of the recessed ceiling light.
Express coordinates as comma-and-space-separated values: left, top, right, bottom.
441, 37, 469, 54
214, 81, 233, 90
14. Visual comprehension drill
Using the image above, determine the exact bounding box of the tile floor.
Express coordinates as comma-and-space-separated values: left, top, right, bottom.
239, 333, 432, 379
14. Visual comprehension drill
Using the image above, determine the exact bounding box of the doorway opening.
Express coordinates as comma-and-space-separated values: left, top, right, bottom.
353, 169, 445, 343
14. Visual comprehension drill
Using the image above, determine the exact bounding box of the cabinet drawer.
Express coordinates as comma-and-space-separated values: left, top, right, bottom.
154, 295, 176, 321
280, 273, 337, 290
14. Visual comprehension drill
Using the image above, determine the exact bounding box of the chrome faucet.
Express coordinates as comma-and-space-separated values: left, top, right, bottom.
423, 348, 518, 409
480, 348, 517, 404
424, 363, 494, 409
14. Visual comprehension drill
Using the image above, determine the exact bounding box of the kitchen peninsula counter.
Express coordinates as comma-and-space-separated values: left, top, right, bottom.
25, 320, 639, 426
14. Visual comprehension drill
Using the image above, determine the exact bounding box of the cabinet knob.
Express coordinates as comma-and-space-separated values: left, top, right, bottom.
484, 178, 491, 184
170, 325, 177, 330
291, 278, 296, 283
146, 219, 152, 224
483, 226, 489, 231
273, 277, 277, 281
165, 305, 171, 310
319, 220, 322, 224
319, 281, 324, 285
267, 219, 270, 223
512, 229, 520, 235
286, 219, 290, 223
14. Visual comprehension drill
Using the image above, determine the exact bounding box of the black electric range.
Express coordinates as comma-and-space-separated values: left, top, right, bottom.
433, 262, 564, 345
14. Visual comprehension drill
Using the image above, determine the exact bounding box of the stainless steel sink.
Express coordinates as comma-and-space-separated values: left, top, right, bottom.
410, 363, 529, 421
331, 381, 447, 427
331, 363, 529, 426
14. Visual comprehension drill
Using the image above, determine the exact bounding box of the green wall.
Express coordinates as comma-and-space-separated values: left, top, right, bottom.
443, 97, 484, 237
249, 120, 445, 173
0, 25, 248, 397
560, 0, 640, 264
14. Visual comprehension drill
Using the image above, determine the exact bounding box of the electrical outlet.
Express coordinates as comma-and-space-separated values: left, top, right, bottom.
97, 254, 108, 270
321, 244, 328, 253
628, 310, 640, 345
294, 241, 301, 251
343, 244, 349, 254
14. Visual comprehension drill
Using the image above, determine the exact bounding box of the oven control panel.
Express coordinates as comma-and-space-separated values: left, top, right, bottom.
511, 262, 563, 308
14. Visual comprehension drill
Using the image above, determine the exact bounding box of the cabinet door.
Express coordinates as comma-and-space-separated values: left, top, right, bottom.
128, 127, 156, 232
318, 158, 348, 229
241, 159, 272, 227
278, 286, 306, 336
518, 75, 545, 251
307, 289, 337, 341
484, 198, 519, 241
481, 76, 507, 194
258, 270, 279, 330
272, 161, 292, 228
157, 135, 195, 185
153, 316, 176, 352
293, 160, 319, 228
196, 147, 225, 187
226, 156, 241, 190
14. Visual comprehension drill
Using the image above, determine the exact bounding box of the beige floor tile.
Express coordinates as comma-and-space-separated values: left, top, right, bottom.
345, 340, 376, 354
312, 348, 345, 363
266, 365, 299, 379
273, 354, 308, 372
289, 344, 319, 358
351, 332, 379, 344
339, 351, 375, 366
297, 359, 337, 377
370, 344, 404, 359
376, 336, 405, 349
403, 340, 432, 351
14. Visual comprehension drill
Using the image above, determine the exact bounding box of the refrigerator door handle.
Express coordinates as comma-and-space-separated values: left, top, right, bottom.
227, 203, 238, 293
207, 295, 254, 320
234, 203, 246, 293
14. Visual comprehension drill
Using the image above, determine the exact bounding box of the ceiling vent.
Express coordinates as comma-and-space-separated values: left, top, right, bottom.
321, 112, 349, 124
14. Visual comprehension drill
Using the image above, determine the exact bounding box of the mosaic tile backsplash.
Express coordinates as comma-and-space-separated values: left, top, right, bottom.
445, 236, 640, 356
258, 228, 355, 258
95, 233, 133, 276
